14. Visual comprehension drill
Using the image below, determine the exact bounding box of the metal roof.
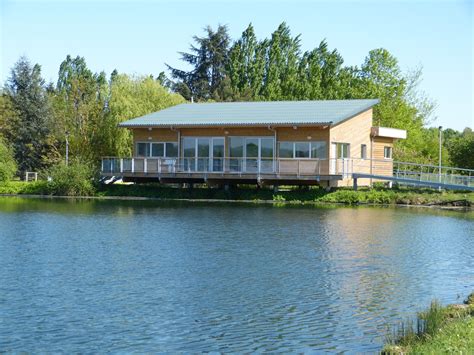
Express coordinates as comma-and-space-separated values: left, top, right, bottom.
119, 99, 380, 128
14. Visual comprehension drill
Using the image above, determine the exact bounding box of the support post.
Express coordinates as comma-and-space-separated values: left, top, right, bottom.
353, 177, 358, 191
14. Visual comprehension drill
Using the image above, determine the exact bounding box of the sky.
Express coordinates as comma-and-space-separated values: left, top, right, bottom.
1, 0, 472, 130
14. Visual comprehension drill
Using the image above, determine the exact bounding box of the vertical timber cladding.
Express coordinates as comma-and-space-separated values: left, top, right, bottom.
329, 109, 373, 186
372, 137, 394, 177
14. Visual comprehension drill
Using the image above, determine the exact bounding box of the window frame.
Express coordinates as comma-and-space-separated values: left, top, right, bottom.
335, 142, 350, 159
361, 144, 367, 159
278, 141, 327, 159
135, 141, 178, 158
384, 146, 393, 160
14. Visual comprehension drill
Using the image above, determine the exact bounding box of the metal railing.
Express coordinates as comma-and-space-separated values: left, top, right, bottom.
100, 156, 474, 188
393, 161, 474, 188
101, 157, 348, 177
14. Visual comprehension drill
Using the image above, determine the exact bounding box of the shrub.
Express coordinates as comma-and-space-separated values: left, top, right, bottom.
319, 190, 361, 204
45, 161, 97, 196
0, 136, 17, 181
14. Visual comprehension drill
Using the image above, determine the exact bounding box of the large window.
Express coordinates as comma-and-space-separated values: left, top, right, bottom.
182, 137, 225, 172
228, 136, 275, 172
136, 142, 178, 158
278, 141, 327, 159
384, 146, 393, 159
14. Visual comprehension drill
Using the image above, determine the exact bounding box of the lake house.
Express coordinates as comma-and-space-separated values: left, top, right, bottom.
101, 99, 406, 187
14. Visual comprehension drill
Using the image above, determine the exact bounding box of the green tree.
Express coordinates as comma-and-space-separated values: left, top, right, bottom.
106, 74, 185, 157
228, 23, 267, 100
0, 93, 20, 144
50, 55, 108, 164
5, 56, 58, 175
167, 25, 231, 101
263, 22, 301, 100
0, 135, 17, 181
447, 128, 474, 170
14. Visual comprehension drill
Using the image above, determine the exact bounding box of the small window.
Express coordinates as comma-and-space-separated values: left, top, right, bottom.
384, 146, 393, 159
336, 143, 350, 159
361, 144, 367, 159
295, 142, 310, 158
137, 142, 150, 157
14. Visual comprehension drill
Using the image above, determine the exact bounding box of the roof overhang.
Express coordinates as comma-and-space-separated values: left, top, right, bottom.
119, 122, 333, 129
371, 126, 407, 139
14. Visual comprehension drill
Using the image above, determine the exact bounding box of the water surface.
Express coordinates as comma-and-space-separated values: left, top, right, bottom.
0, 197, 473, 352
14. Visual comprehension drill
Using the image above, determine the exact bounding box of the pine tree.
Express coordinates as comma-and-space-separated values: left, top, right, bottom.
167, 25, 231, 101
5, 57, 57, 175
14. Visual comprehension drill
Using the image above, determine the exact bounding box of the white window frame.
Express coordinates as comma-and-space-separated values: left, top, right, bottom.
278, 141, 327, 159
384, 146, 393, 160
333, 142, 350, 159
135, 141, 178, 158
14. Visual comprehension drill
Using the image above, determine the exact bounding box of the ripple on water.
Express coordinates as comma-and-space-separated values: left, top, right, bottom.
0, 199, 473, 352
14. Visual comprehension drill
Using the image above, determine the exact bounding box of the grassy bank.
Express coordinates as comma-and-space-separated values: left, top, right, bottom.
383, 293, 474, 353
0, 180, 473, 206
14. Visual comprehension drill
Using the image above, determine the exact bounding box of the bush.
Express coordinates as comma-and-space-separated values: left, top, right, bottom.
45, 161, 97, 196
319, 189, 361, 204
0, 136, 17, 181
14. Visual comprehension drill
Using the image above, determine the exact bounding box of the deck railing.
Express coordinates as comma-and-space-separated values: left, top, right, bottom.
101, 157, 474, 187
101, 157, 346, 177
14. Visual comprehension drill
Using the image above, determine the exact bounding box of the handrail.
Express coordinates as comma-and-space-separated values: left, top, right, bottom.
100, 157, 473, 188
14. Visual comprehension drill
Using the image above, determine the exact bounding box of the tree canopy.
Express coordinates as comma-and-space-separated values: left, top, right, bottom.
0, 22, 472, 179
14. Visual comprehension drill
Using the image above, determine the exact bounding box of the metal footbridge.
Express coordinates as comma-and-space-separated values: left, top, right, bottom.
353, 161, 474, 191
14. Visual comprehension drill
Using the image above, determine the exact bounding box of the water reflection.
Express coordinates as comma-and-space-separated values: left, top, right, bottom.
0, 197, 472, 352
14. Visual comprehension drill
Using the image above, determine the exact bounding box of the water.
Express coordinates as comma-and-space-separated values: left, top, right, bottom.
0, 197, 473, 352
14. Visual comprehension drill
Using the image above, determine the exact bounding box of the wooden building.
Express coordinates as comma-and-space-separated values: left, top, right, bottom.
101, 99, 406, 187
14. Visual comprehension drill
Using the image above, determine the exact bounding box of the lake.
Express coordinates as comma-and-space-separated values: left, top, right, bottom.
0, 197, 473, 352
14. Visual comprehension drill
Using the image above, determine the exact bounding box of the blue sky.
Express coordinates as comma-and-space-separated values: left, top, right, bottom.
1, 0, 472, 130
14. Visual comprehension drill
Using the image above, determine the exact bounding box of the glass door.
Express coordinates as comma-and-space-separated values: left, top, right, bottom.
212, 138, 224, 172
182, 137, 224, 172
197, 138, 210, 171
183, 137, 196, 171
260, 138, 274, 172
245, 138, 259, 172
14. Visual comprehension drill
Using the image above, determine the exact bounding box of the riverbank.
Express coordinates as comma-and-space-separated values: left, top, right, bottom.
383, 293, 474, 354
0, 181, 473, 207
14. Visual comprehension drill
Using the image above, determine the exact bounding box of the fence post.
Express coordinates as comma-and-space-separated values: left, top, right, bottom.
120, 159, 123, 173
131, 159, 135, 173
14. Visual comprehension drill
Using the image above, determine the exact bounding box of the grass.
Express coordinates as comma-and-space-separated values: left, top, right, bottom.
383, 293, 474, 354
0, 180, 473, 206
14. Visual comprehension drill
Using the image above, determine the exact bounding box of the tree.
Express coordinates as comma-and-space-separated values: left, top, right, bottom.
50, 55, 108, 164
106, 74, 185, 157
167, 25, 231, 101
0, 93, 20, 144
5, 56, 58, 175
228, 23, 267, 100
0, 135, 17, 181
447, 128, 474, 170
263, 22, 301, 100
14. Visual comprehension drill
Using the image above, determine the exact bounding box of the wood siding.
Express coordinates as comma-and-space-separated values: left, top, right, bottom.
329, 109, 373, 186
372, 137, 393, 176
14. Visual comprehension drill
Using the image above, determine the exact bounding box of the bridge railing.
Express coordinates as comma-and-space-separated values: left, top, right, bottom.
393, 161, 474, 188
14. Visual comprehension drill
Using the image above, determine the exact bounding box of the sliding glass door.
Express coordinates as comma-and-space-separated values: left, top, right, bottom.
229, 137, 275, 173
182, 137, 224, 172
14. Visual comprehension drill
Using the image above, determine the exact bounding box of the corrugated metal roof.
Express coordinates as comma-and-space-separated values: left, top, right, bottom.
119, 99, 380, 128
